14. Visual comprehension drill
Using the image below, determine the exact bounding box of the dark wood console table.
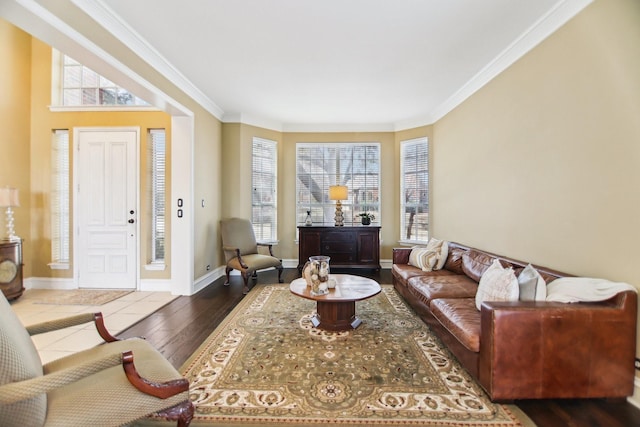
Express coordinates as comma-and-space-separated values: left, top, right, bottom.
297, 225, 381, 271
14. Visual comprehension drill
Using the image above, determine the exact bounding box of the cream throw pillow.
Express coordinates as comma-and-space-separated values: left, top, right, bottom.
408, 247, 437, 272
425, 238, 449, 270
475, 258, 519, 310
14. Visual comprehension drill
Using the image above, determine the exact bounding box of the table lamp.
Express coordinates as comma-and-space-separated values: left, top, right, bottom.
0, 187, 20, 241
328, 185, 348, 227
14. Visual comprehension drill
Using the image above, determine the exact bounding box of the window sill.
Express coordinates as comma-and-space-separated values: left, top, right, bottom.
397, 239, 429, 246
48, 262, 70, 270
49, 105, 160, 113
145, 263, 166, 271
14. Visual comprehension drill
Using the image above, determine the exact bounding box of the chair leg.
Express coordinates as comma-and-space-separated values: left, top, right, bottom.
277, 265, 284, 283
224, 267, 232, 286
241, 272, 251, 294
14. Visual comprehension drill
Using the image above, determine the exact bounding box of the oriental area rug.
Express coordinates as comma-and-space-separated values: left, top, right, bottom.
179, 284, 535, 427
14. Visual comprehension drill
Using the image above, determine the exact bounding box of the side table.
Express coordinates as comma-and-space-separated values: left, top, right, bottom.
0, 240, 24, 300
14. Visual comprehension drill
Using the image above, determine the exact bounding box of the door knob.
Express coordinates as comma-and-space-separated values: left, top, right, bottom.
128, 219, 135, 224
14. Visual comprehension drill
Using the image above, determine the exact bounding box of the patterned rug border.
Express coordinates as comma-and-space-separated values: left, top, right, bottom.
31, 289, 133, 305
180, 284, 536, 427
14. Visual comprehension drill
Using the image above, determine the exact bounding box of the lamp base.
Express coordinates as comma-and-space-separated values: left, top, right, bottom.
3, 207, 19, 242
334, 201, 345, 227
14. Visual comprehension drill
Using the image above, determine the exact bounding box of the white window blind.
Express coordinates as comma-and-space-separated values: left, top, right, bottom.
401, 137, 429, 243
51, 129, 70, 264
296, 143, 380, 226
251, 138, 278, 241
252, 138, 278, 241
148, 129, 166, 263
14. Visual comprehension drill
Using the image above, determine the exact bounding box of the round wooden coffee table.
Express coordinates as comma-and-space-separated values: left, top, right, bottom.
289, 274, 381, 331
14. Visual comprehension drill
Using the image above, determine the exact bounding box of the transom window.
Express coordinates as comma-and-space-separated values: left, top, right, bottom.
59, 53, 148, 107
400, 137, 429, 243
296, 143, 380, 226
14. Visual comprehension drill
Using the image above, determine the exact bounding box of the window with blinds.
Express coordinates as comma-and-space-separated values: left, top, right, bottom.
401, 137, 429, 243
60, 53, 148, 107
148, 129, 166, 263
51, 129, 70, 266
296, 143, 380, 226
252, 138, 278, 241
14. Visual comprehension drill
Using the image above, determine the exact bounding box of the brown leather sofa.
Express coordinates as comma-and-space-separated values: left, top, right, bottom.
392, 242, 637, 401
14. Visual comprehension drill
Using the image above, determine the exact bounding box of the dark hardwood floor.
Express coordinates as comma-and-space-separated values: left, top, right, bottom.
119, 268, 640, 427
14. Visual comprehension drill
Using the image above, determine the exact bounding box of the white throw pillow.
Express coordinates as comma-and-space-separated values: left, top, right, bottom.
475, 259, 519, 310
518, 264, 547, 301
425, 238, 449, 270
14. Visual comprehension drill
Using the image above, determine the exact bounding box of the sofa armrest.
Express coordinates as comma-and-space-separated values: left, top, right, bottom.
393, 247, 412, 265
478, 291, 637, 400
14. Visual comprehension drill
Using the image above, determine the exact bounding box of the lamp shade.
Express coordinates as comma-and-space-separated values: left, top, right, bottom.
0, 187, 19, 207
328, 185, 348, 201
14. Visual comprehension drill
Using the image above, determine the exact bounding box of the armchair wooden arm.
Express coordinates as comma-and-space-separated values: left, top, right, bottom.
122, 351, 190, 399
26, 312, 119, 343
257, 242, 276, 257
223, 245, 249, 269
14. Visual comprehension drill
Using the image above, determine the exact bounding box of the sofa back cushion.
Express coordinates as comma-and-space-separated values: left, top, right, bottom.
444, 247, 466, 275
462, 250, 497, 282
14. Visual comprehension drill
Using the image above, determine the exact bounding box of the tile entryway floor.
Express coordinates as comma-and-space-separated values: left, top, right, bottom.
10, 289, 176, 364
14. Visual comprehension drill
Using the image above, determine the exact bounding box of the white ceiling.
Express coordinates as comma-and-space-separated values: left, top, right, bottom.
5, 0, 593, 131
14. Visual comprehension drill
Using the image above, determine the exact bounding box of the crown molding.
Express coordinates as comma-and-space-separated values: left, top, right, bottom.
71, 0, 224, 120
282, 122, 396, 133
1, 0, 193, 117
12, 0, 594, 133
429, 0, 593, 124
223, 113, 284, 133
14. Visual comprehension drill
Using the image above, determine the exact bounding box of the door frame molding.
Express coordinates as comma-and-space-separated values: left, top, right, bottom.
73, 126, 141, 290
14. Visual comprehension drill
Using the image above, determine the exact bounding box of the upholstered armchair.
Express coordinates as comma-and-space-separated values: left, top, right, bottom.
220, 217, 283, 294
0, 292, 194, 427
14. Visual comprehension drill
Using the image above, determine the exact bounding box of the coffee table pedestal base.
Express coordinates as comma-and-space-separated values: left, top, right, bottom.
312, 300, 361, 331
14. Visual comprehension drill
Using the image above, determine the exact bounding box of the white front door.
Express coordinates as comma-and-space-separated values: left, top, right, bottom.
75, 128, 138, 289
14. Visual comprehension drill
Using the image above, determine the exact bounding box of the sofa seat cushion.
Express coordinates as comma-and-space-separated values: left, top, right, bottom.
429, 298, 481, 352
392, 263, 429, 285
407, 273, 477, 305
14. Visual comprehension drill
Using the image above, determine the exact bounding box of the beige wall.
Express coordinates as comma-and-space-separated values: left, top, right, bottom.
193, 111, 222, 278
1, 18, 224, 287
220, 126, 417, 264
432, 0, 640, 355
280, 132, 398, 262
0, 20, 31, 273
28, 38, 173, 279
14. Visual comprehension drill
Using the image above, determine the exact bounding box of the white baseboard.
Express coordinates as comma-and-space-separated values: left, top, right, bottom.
193, 266, 225, 295
629, 377, 640, 408
25, 277, 75, 290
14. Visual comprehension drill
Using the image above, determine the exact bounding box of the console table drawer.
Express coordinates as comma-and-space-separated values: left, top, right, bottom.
324, 242, 355, 253
323, 232, 354, 242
